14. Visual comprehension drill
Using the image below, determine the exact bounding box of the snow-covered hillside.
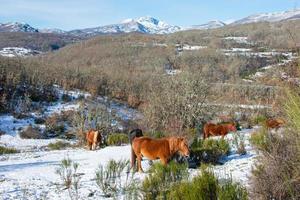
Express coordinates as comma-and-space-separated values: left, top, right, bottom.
189, 20, 226, 30
0, 22, 38, 33
232, 9, 300, 25
0, 47, 40, 57
39, 28, 66, 34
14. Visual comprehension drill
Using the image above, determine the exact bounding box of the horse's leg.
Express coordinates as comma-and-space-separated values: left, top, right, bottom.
87, 141, 92, 150
130, 147, 137, 170
160, 157, 168, 166
137, 154, 143, 173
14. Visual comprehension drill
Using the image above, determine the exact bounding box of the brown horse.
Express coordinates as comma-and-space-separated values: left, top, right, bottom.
86, 130, 101, 150
203, 122, 237, 139
266, 118, 285, 129
131, 136, 190, 172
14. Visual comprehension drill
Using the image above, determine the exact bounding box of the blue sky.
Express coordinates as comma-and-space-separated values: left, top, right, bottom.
0, 0, 299, 30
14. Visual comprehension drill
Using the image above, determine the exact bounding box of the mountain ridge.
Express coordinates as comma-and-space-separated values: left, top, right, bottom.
1, 9, 300, 36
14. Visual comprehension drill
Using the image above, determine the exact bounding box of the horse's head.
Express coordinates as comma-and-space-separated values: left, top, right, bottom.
177, 137, 190, 157
227, 123, 237, 132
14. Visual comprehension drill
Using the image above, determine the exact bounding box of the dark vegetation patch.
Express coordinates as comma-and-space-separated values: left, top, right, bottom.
0, 146, 19, 154
19, 125, 44, 139
0, 32, 79, 52
47, 141, 72, 150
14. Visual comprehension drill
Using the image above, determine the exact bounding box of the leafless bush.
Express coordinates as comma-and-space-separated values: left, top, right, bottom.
19, 125, 44, 139
73, 102, 113, 145
143, 72, 213, 132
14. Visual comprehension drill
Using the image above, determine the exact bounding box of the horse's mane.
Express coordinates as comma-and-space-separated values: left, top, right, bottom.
166, 136, 184, 155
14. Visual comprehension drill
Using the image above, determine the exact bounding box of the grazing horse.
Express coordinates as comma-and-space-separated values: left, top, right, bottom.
86, 130, 101, 150
203, 122, 237, 139
131, 136, 190, 172
266, 118, 285, 129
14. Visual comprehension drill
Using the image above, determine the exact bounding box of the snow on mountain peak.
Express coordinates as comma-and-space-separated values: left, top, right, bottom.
232, 9, 300, 25
0, 22, 38, 33
189, 20, 226, 30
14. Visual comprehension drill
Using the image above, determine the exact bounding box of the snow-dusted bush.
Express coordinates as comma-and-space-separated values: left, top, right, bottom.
232, 132, 247, 155
55, 158, 81, 200
95, 159, 139, 198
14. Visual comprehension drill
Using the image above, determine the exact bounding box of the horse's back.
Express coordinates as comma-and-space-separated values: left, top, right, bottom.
132, 137, 169, 158
86, 130, 101, 143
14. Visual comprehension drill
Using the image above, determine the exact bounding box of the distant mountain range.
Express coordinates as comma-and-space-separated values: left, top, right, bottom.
1, 9, 300, 36
232, 9, 300, 25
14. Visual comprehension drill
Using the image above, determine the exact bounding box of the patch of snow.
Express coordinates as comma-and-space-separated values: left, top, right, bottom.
223, 37, 250, 44
183, 45, 207, 50
0, 47, 40, 57
165, 69, 182, 75
188, 20, 226, 30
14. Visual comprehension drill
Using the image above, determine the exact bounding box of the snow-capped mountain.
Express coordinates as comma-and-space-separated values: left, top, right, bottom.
232, 9, 300, 25
189, 20, 226, 30
2, 9, 300, 37
134, 16, 181, 34
68, 16, 181, 36
0, 22, 38, 33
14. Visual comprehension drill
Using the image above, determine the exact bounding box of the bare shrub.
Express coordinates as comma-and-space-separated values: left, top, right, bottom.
232, 132, 247, 155
143, 72, 212, 132
251, 90, 300, 199
19, 125, 44, 139
73, 102, 113, 145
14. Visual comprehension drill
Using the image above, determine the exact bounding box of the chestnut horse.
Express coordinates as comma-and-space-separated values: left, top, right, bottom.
266, 118, 285, 129
203, 122, 237, 139
86, 130, 101, 150
131, 136, 190, 172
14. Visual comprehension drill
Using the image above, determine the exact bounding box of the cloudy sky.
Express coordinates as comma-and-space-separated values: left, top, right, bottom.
0, 0, 299, 30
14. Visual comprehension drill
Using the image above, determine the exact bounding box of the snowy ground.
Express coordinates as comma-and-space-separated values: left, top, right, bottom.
0, 86, 260, 199
0, 47, 40, 57
0, 126, 259, 199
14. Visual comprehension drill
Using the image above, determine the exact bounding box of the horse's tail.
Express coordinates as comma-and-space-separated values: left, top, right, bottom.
129, 129, 143, 169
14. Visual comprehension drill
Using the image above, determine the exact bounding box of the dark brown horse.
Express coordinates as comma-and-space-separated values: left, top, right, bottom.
131, 136, 190, 172
86, 130, 101, 150
203, 122, 237, 139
